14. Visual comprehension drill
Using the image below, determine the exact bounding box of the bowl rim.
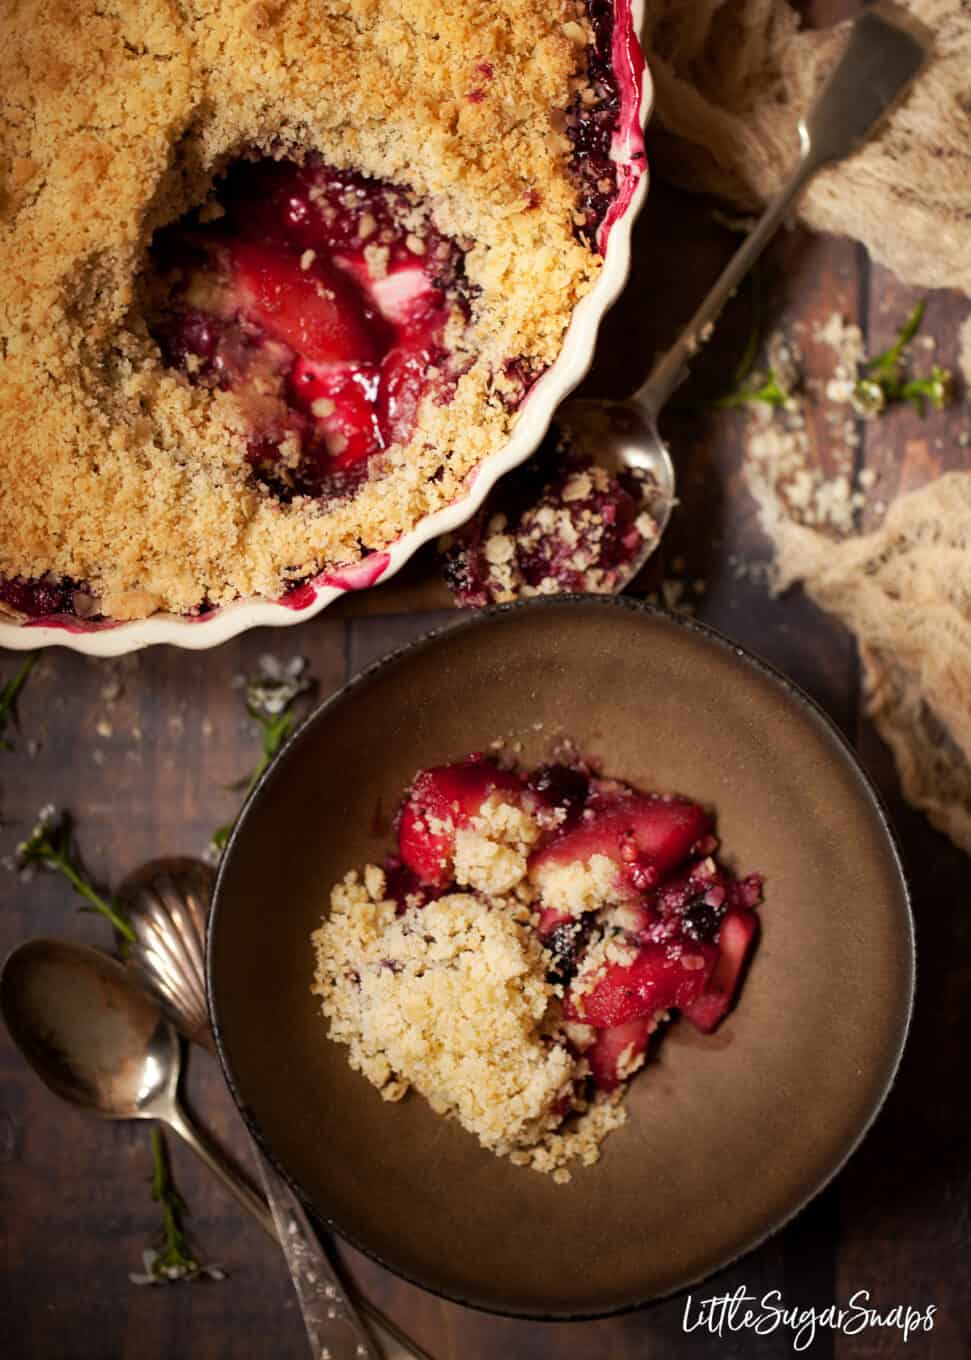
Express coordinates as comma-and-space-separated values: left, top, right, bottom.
0, 0, 653, 657
207, 594, 915, 1321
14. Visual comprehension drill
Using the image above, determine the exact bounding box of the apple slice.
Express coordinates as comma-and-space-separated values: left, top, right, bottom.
231, 241, 383, 366
377, 346, 433, 447
370, 266, 442, 327
291, 358, 383, 466
565, 940, 717, 1028
530, 794, 711, 893
681, 908, 759, 1033
586, 1017, 653, 1092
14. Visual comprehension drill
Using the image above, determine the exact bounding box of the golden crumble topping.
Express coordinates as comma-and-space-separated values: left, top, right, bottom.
0, 0, 619, 620
313, 880, 577, 1154
311, 801, 637, 1179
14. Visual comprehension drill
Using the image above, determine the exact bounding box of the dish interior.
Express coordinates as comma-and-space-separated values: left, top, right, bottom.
209, 600, 912, 1317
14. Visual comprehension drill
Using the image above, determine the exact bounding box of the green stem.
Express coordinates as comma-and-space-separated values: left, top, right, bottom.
54, 850, 136, 944
867, 299, 924, 377
211, 710, 295, 851
150, 1127, 197, 1274
246, 749, 271, 795
4, 651, 37, 702
0, 652, 37, 745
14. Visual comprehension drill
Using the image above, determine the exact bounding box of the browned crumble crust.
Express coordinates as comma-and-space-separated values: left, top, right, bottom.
0, 0, 608, 619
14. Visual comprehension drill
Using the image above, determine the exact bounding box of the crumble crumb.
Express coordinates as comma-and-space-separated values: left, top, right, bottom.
530, 851, 625, 918
312, 776, 641, 1179
440, 437, 663, 607
453, 794, 541, 895
731, 309, 955, 550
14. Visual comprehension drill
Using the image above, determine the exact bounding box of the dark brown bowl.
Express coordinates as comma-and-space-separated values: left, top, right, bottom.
208, 598, 913, 1319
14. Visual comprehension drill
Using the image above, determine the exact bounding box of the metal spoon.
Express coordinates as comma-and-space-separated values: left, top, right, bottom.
0, 938, 385, 1360
119, 859, 429, 1360
558, 3, 930, 587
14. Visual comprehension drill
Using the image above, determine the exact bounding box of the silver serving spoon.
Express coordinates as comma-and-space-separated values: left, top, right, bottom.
558, 3, 930, 587
118, 859, 429, 1360
0, 937, 403, 1360
0, 937, 275, 1232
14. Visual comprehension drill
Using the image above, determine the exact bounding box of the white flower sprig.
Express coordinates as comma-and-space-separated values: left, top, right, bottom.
14, 805, 135, 945
129, 1128, 224, 1285
208, 656, 315, 857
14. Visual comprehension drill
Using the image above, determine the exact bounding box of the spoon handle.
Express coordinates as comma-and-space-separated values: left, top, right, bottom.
253, 1148, 432, 1360
633, 153, 817, 416
632, 3, 929, 417
162, 1100, 277, 1239
255, 1153, 384, 1360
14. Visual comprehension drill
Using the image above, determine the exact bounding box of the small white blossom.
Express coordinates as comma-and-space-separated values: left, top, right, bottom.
14, 803, 62, 872
129, 1248, 225, 1286
246, 655, 311, 718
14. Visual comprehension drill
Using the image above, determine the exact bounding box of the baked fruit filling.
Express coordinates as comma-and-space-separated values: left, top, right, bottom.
147, 160, 475, 503
312, 753, 762, 1180
0, 0, 645, 625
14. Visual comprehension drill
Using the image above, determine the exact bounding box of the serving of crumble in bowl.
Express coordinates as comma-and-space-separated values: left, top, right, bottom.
0, 0, 651, 657
208, 597, 913, 1318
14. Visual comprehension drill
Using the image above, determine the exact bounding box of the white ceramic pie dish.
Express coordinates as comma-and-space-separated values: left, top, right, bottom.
0, 1, 652, 657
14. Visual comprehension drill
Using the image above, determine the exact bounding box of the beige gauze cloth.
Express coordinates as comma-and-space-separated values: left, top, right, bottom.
764, 475, 971, 854
639, 0, 971, 851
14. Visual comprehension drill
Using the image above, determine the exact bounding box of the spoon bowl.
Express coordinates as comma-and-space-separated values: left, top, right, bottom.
0, 936, 279, 1239
554, 396, 675, 588
121, 857, 213, 1052
0, 938, 178, 1120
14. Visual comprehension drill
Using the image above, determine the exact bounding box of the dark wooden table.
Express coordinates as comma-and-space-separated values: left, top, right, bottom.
2, 113, 970, 1360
